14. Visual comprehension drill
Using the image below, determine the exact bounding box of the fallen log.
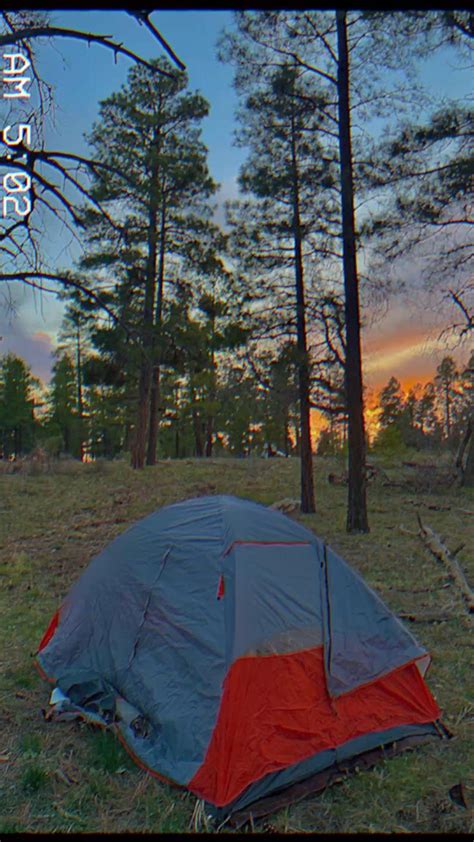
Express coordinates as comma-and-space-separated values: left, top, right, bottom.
416, 515, 474, 614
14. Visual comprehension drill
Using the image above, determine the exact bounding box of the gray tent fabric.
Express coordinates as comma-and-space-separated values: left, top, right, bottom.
223, 542, 323, 664
37, 493, 432, 801
320, 543, 427, 697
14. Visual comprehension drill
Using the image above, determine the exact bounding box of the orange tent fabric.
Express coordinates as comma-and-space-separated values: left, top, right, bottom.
189, 646, 440, 806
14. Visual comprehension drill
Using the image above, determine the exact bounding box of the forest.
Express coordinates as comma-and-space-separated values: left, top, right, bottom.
0, 8, 472, 836
1, 347, 473, 472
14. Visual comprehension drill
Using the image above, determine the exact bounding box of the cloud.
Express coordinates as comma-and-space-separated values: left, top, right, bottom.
0, 284, 64, 383
0, 325, 55, 384
362, 298, 467, 393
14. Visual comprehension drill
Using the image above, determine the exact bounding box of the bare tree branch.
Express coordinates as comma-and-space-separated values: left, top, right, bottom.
129, 11, 186, 70
0, 23, 179, 78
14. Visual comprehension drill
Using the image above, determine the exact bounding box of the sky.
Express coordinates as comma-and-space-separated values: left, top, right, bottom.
1, 10, 472, 397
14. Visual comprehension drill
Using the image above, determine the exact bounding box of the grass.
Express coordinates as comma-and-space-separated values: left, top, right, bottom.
86, 729, 136, 775
20, 763, 49, 793
0, 455, 472, 834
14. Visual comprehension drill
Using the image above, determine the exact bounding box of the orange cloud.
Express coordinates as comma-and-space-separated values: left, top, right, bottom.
311, 300, 468, 445
362, 304, 465, 395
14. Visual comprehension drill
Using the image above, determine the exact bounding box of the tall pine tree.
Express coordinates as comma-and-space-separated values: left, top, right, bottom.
82, 57, 217, 468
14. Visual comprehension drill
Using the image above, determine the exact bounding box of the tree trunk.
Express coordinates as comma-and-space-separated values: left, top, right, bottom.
191, 403, 204, 457
146, 195, 167, 466
294, 422, 300, 455
14, 426, 21, 458
445, 384, 451, 439
462, 418, 474, 487
131, 361, 152, 469
174, 421, 179, 459
284, 418, 290, 456
63, 423, 69, 455
205, 415, 213, 457
124, 421, 133, 454
205, 347, 216, 458
147, 366, 161, 465
131, 137, 160, 470
76, 327, 84, 462
336, 9, 369, 533
290, 99, 315, 514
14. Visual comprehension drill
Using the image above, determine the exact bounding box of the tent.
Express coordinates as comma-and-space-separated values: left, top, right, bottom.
35, 494, 445, 824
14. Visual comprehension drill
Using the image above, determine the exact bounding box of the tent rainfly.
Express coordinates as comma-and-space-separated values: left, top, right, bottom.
36, 494, 446, 824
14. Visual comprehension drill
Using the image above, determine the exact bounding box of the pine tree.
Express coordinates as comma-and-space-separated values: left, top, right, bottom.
82, 57, 217, 468
434, 356, 459, 440
48, 353, 80, 456
222, 60, 340, 512
378, 377, 405, 429
219, 10, 413, 528
458, 351, 474, 486
415, 382, 440, 441
0, 354, 38, 458
217, 365, 262, 457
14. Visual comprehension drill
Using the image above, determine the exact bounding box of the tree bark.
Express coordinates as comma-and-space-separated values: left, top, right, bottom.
76, 327, 84, 462
205, 344, 216, 458
445, 384, 451, 439
175, 430, 179, 458
462, 418, 474, 487
131, 137, 160, 470
284, 418, 290, 456
63, 423, 69, 455
124, 421, 133, 454
191, 402, 204, 457
14, 426, 21, 458
456, 417, 471, 469
205, 414, 213, 457
336, 9, 369, 533
290, 97, 315, 514
146, 195, 167, 466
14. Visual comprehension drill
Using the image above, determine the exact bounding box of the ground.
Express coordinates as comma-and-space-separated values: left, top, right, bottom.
0, 455, 472, 834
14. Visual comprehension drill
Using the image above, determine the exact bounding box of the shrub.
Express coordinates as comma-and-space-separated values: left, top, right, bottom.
371, 424, 408, 457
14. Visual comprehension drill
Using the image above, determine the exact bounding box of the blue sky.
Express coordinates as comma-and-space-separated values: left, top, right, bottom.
1, 10, 472, 385
2, 10, 246, 378
37, 10, 244, 185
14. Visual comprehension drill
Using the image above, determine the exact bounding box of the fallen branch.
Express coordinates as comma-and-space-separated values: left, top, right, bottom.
405, 499, 452, 512
398, 611, 454, 623
399, 525, 419, 537
416, 515, 474, 613
71, 517, 127, 529
402, 461, 439, 470
386, 584, 449, 594
269, 498, 300, 515
406, 501, 474, 515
